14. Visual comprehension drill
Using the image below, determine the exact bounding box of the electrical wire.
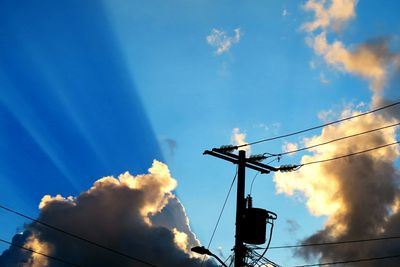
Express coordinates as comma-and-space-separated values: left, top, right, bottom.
299, 141, 400, 167
223, 253, 234, 266
228, 256, 234, 267
249, 172, 260, 195
251, 222, 275, 266
251, 250, 281, 267
206, 171, 237, 248
249, 158, 280, 195
292, 253, 400, 267
269, 234, 400, 250
200, 170, 238, 267
0, 238, 82, 267
0, 204, 158, 267
273, 122, 400, 157
236, 100, 400, 149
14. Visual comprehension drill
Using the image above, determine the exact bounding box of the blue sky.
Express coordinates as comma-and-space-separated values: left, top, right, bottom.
1, 0, 400, 266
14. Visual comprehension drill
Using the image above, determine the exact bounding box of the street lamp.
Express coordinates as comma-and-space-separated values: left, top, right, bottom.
191, 246, 228, 267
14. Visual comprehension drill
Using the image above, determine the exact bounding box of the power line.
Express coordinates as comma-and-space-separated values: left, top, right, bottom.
269, 234, 400, 250
293, 253, 400, 267
236, 100, 400, 148
249, 172, 260, 195
251, 222, 275, 266
274, 122, 400, 157
200, 170, 237, 267
207, 171, 237, 248
299, 141, 400, 167
0, 238, 82, 267
0, 205, 158, 267
249, 158, 280, 195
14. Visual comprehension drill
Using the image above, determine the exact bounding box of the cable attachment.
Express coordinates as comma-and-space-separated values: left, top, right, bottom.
278, 164, 300, 172
212, 145, 238, 152
246, 195, 253, 209
266, 210, 278, 220
249, 154, 268, 162
262, 152, 282, 159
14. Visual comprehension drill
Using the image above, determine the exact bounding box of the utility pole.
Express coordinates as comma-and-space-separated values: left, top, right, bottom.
203, 147, 278, 267
235, 150, 246, 267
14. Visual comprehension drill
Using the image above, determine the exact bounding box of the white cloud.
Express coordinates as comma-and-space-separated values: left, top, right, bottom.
292, 2, 400, 263
319, 72, 330, 84
231, 127, 251, 154
310, 32, 400, 101
318, 109, 337, 122
309, 59, 317, 69
274, 104, 400, 261
206, 28, 241, 55
302, 0, 400, 104
301, 0, 356, 32
1, 160, 218, 267
282, 142, 298, 155
282, 8, 289, 17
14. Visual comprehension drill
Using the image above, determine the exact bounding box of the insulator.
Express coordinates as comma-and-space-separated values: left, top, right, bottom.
279, 164, 299, 172
214, 145, 237, 152
249, 154, 267, 162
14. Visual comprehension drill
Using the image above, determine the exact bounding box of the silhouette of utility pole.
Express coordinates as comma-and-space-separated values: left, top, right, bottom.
203, 147, 278, 267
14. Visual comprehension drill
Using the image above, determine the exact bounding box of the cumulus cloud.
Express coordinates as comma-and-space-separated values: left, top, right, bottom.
311, 33, 400, 98
206, 28, 241, 55
302, 0, 400, 104
274, 106, 400, 265
301, 0, 356, 32
231, 127, 251, 154
0, 160, 217, 267
275, 1, 400, 265
282, 142, 299, 155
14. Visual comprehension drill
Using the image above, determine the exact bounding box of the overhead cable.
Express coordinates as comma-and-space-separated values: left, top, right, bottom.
299, 141, 400, 167
0, 205, 158, 267
251, 222, 275, 266
206, 171, 237, 248
292, 253, 400, 267
269, 141, 399, 172
236, 100, 400, 148
0, 238, 82, 267
200, 170, 238, 267
274, 122, 400, 157
249, 158, 279, 194
269, 234, 400, 250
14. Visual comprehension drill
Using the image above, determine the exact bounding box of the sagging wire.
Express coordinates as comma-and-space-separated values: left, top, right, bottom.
223, 253, 234, 267
254, 253, 281, 267
249, 158, 281, 195
266, 122, 400, 159
250, 248, 281, 267
235, 100, 400, 149
251, 214, 277, 267
200, 169, 238, 267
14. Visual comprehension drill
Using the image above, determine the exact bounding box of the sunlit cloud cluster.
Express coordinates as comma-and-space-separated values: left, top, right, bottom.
310, 32, 400, 100
0, 161, 217, 267
275, 108, 399, 225
273, 1, 400, 265
302, 0, 400, 104
301, 0, 356, 32
274, 105, 400, 264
